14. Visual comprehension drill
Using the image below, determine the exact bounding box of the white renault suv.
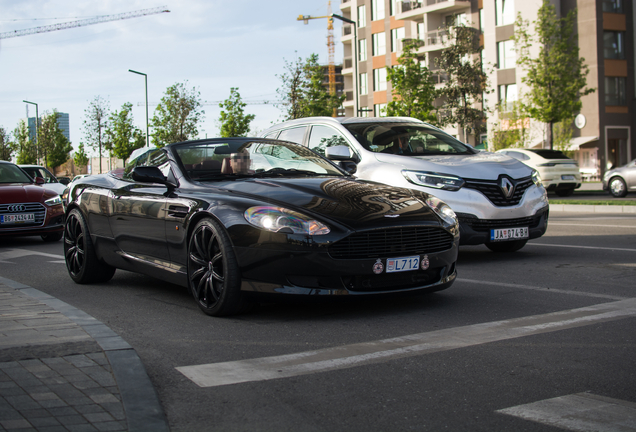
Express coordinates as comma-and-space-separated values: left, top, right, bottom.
261, 117, 549, 252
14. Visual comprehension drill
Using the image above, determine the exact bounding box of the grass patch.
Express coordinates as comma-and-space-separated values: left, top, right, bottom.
550, 200, 636, 206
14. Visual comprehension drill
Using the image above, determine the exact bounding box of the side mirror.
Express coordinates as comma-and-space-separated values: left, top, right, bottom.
326, 145, 353, 161
131, 166, 169, 184
35, 176, 45, 185
338, 161, 357, 175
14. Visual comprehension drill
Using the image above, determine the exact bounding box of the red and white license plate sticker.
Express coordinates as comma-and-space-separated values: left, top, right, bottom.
1, 213, 35, 224
490, 227, 528, 242
386, 256, 420, 273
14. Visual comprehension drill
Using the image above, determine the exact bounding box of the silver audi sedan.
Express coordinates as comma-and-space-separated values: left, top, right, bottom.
261, 117, 549, 252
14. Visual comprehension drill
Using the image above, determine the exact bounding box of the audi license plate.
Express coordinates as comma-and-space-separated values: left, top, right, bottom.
386, 256, 420, 273
490, 227, 528, 242
1, 213, 35, 224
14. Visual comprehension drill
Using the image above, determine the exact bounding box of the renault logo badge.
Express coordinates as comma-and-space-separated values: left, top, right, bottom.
499, 177, 515, 199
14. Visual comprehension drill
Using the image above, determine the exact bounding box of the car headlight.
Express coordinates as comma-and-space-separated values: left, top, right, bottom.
403, 170, 464, 191
531, 169, 543, 187
425, 196, 457, 226
244, 206, 330, 235
44, 195, 63, 206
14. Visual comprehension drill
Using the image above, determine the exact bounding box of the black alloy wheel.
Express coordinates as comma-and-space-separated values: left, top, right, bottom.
188, 218, 244, 316
485, 239, 528, 253
64, 208, 116, 284
609, 177, 628, 198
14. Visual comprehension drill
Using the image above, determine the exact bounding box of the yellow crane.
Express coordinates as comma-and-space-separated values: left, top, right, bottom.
298, 1, 337, 116
0, 7, 170, 40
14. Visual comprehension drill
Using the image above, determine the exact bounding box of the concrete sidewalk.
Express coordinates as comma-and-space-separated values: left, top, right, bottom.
0, 276, 169, 432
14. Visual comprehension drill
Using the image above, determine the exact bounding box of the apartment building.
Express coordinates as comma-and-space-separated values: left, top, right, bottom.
337, 0, 634, 178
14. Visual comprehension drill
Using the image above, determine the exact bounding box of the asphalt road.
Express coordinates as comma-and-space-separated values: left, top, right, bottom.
1, 210, 635, 431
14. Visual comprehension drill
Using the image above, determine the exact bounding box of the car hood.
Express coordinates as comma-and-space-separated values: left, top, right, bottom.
217, 176, 440, 229
0, 183, 54, 204
374, 151, 534, 180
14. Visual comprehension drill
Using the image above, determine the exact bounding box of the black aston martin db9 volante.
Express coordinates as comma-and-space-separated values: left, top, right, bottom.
64, 138, 459, 316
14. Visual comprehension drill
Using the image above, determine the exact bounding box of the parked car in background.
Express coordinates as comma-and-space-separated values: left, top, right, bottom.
64, 138, 459, 316
0, 161, 65, 242
603, 159, 636, 197
261, 117, 549, 253
19, 165, 68, 196
496, 149, 581, 197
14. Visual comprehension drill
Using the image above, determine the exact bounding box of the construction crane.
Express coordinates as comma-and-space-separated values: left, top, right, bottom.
0, 6, 170, 40
298, 1, 337, 117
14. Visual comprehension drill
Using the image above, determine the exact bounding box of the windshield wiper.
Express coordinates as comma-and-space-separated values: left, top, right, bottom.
192, 173, 252, 181
253, 168, 321, 177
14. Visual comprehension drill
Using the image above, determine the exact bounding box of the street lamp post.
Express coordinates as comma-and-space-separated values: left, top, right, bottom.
331, 14, 358, 117
128, 69, 149, 147
298, 13, 358, 116
23, 100, 39, 163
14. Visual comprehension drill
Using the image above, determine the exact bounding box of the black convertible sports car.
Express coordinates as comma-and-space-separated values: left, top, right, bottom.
64, 138, 459, 316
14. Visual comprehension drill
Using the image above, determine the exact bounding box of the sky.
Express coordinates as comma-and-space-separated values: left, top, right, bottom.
0, 0, 344, 156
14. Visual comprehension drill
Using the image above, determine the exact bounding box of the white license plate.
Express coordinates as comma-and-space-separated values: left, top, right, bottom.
386, 256, 420, 273
1, 213, 35, 224
561, 175, 575, 180
490, 227, 528, 242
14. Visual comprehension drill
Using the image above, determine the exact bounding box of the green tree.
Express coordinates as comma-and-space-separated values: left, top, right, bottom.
435, 23, 490, 143
488, 100, 534, 151
553, 117, 574, 156
513, 1, 594, 149
38, 111, 72, 169
14, 120, 36, 164
83, 96, 110, 173
73, 142, 90, 171
151, 81, 204, 147
386, 41, 437, 122
0, 127, 14, 161
276, 53, 343, 120
106, 102, 146, 164
218, 88, 255, 137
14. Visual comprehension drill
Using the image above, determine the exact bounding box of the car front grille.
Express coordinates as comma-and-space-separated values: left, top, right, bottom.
458, 210, 546, 232
463, 177, 534, 207
328, 226, 454, 259
0, 203, 46, 227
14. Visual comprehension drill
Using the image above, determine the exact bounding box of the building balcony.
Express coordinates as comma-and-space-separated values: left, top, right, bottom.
396, 0, 472, 20
342, 58, 354, 75
340, 0, 351, 10
342, 24, 354, 42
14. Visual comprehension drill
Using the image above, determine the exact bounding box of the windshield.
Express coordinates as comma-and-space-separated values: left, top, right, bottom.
0, 164, 36, 184
22, 166, 57, 183
174, 140, 345, 181
343, 122, 475, 156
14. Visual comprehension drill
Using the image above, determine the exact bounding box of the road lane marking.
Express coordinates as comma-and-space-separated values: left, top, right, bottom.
0, 249, 65, 264
528, 243, 636, 253
176, 298, 636, 388
457, 279, 627, 300
548, 222, 636, 229
497, 393, 636, 431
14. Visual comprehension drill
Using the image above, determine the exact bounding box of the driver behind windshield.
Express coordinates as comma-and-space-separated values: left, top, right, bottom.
230, 152, 252, 174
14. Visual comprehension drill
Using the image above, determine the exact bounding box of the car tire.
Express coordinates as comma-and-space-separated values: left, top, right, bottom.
485, 240, 528, 253
555, 188, 574, 197
187, 218, 245, 317
41, 232, 63, 242
64, 208, 116, 284
609, 177, 628, 198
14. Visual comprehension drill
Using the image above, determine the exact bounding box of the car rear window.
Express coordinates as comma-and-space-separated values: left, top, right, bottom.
528, 149, 571, 159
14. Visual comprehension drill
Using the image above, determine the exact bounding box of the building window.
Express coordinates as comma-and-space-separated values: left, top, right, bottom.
373, 68, 387, 91
359, 73, 368, 95
357, 5, 366, 28
604, 31, 625, 59
445, 13, 467, 27
601, 0, 623, 13
374, 103, 387, 117
372, 33, 386, 56
417, 22, 425, 41
389, 0, 399, 16
371, 0, 385, 21
605, 77, 626, 105
497, 40, 515, 69
495, 0, 514, 26
499, 84, 518, 112
359, 39, 367, 61
391, 27, 405, 53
